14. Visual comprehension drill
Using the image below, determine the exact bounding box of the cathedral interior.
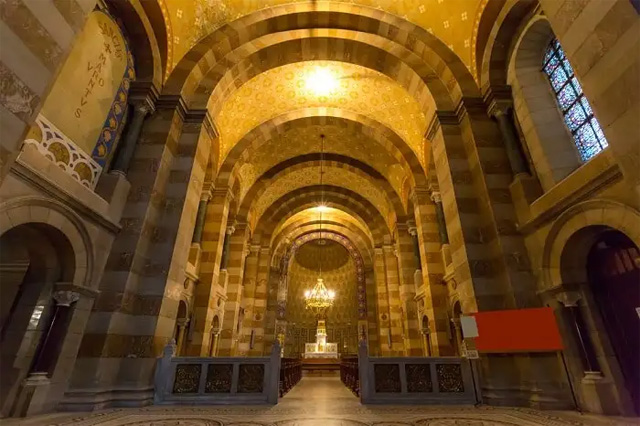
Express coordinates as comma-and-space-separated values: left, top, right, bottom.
0, 0, 639, 424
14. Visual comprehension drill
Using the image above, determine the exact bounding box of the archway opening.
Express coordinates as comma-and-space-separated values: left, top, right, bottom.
0, 223, 75, 416
587, 230, 640, 413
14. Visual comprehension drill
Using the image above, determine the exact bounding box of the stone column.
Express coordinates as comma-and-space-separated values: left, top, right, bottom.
489, 104, 528, 177
190, 187, 233, 356
421, 324, 432, 357
556, 292, 601, 373
192, 197, 210, 245
408, 223, 422, 270
450, 317, 463, 356
394, 224, 421, 356
220, 227, 234, 271
111, 103, 152, 175
430, 191, 449, 245
209, 330, 221, 357
32, 291, 80, 374
175, 318, 190, 356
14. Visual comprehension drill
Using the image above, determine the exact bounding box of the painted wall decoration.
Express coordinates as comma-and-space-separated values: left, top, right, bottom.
22, 115, 102, 188
38, 11, 134, 166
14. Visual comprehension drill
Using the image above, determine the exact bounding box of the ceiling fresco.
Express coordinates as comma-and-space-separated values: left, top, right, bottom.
214, 61, 428, 169
249, 166, 394, 230
235, 124, 407, 202
163, 0, 487, 78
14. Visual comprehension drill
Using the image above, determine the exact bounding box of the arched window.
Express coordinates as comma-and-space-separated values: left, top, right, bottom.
542, 39, 608, 161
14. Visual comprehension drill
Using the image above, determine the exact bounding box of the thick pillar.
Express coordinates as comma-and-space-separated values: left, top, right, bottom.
189, 188, 233, 356
247, 247, 270, 356
411, 188, 451, 356
218, 224, 250, 356
394, 223, 421, 356
70, 98, 215, 407
373, 248, 391, 355
382, 244, 405, 356
237, 244, 261, 356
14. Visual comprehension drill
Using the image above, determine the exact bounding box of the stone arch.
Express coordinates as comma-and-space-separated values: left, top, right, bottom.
165, 3, 480, 109
237, 154, 408, 218
216, 110, 427, 191
281, 230, 369, 321
0, 197, 94, 290
542, 199, 640, 291
240, 157, 406, 226
257, 187, 391, 245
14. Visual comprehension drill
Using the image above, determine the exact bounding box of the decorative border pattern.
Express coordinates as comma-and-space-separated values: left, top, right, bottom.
23, 115, 102, 189
287, 231, 367, 319
91, 11, 136, 167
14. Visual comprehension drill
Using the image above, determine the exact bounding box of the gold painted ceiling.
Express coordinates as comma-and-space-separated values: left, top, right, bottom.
163, 0, 487, 77
215, 61, 428, 170
250, 165, 394, 230
235, 124, 407, 202
274, 208, 373, 245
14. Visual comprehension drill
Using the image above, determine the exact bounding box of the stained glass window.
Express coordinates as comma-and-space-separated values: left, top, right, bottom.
542, 39, 608, 161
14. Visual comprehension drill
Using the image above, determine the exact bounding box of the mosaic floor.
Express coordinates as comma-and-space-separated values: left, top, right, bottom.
7, 377, 639, 426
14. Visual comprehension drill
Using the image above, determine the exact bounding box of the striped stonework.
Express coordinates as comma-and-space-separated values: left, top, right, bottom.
236, 244, 260, 356
394, 224, 422, 356
411, 188, 453, 356
0, 0, 96, 184
381, 244, 406, 357
372, 248, 391, 356
217, 223, 250, 356
247, 247, 271, 356
70, 96, 214, 406
189, 188, 233, 356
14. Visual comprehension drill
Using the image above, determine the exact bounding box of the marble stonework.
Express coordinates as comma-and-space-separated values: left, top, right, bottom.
6, 377, 637, 426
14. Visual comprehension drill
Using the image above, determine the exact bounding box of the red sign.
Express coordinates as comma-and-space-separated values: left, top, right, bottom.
472, 307, 563, 352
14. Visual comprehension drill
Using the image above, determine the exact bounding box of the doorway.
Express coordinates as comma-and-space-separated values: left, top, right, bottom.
587, 230, 640, 414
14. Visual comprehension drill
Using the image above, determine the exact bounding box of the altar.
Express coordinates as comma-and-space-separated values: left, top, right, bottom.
303, 319, 338, 359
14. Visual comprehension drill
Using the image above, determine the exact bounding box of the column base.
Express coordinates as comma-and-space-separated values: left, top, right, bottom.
9, 372, 51, 417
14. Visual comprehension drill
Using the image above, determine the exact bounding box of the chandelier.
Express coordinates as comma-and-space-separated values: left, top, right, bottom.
304, 278, 335, 312
304, 134, 336, 313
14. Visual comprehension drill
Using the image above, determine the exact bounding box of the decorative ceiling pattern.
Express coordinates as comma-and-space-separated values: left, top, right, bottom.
275, 208, 371, 243
250, 166, 393, 229
235, 124, 407, 201
163, 0, 486, 76
215, 61, 427, 169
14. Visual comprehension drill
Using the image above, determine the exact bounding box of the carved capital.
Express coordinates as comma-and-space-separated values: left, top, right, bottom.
226, 225, 236, 235
53, 290, 80, 307
430, 191, 442, 204
556, 291, 582, 307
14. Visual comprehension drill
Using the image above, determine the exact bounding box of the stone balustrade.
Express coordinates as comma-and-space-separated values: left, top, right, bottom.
356, 341, 478, 404
154, 341, 281, 405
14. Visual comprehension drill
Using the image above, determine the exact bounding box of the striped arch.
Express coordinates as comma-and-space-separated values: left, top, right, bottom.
239, 156, 406, 224
216, 110, 428, 191
273, 222, 373, 268
257, 187, 391, 245
282, 230, 368, 320
164, 3, 480, 110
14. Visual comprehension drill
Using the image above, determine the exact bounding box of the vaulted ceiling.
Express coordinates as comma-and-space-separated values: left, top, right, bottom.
129, 0, 493, 270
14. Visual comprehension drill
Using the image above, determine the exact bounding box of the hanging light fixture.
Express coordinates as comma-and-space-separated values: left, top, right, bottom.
304, 134, 336, 313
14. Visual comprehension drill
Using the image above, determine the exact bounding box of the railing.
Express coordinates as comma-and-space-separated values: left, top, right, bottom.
279, 358, 302, 396
340, 355, 359, 396
357, 341, 478, 404
154, 341, 281, 405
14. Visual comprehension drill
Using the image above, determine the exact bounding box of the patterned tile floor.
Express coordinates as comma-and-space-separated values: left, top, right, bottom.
6, 377, 639, 426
